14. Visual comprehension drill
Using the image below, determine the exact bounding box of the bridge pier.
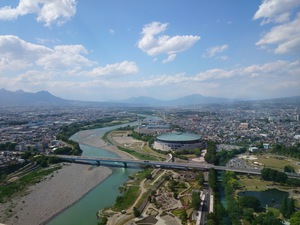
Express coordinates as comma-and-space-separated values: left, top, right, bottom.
96, 161, 100, 166
123, 162, 127, 168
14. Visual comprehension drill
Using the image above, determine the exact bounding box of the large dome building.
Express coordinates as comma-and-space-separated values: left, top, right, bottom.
153, 132, 205, 151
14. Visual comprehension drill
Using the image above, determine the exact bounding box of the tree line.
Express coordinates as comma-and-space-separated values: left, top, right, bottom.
207, 169, 299, 224
205, 140, 246, 165
272, 143, 300, 159
0, 142, 18, 151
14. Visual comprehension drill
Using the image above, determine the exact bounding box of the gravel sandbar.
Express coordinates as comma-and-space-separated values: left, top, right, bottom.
0, 128, 133, 225
0, 164, 112, 225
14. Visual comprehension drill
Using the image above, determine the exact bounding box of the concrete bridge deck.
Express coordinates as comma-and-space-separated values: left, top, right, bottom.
54, 155, 300, 178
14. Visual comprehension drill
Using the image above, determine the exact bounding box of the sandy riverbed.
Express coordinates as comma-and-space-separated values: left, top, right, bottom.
0, 128, 133, 225
0, 164, 112, 225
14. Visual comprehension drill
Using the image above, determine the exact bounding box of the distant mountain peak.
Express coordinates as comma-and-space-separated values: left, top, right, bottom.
15, 89, 25, 93
119, 94, 235, 106
36, 90, 53, 96
0, 89, 66, 107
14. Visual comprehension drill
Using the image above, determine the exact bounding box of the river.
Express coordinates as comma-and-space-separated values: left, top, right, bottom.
47, 115, 160, 225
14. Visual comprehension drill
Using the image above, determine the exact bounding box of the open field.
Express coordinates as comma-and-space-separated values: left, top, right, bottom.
245, 154, 300, 172
108, 130, 166, 161
238, 174, 274, 191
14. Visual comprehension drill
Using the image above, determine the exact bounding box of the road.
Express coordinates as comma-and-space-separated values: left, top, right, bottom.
54, 155, 300, 178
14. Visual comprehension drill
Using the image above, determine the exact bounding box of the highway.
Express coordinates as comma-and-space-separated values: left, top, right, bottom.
55, 155, 260, 174
54, 155, 300, 178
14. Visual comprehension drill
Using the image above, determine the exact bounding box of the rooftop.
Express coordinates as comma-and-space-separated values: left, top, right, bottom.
156, 132, 201, 142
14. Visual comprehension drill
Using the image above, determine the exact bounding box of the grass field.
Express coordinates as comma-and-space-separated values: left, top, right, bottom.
238, 174, 273, 191
109, 130, 166, 161
112, 185, 140, 211
251, 153, 300, 172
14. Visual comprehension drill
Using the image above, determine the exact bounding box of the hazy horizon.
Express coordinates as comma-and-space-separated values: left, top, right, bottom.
2, 87, 300, 103
0, 0, 299, 101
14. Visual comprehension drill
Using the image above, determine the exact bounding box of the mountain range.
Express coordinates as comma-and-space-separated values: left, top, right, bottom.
118, 94, 236, 106
0, 88, 299, 107
0, 89, 66, 107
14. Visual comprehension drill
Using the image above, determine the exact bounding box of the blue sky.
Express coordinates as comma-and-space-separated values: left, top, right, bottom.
0, 0, 299, 101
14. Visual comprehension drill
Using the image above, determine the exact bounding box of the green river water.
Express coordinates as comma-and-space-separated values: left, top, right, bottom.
47, 116, 159, 225
47, 144, 138, 225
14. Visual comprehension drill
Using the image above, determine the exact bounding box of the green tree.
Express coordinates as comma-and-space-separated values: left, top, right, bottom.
261, 168, 288, 183
287, 198, 295, 218
192, 191, 201, 210
252, 211, 283, 225
196, 172, 205, 185
21, 151, 33, 160
116, 196, 124, 204
180, 210, 188, 224
173, 192, 178, 199
205, 140, 217, 164
239, 196, 261, 212
243, 208, 254, 223
97, 216, 108, 225
133, 207, 141, 217
208, 168, 217, 192
280, 195, 288, 217
195, 148, 201, 157
284, 165, 295, 173
290, 211, 300, 225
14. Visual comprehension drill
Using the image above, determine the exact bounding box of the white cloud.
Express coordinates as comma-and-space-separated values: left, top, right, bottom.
88, 61, 139, 77
0, 0, 77, 26
218, 56, 229, 61
203, 44, 229, 58
256, 13, 300, 54
1, 59, 299, 101
0, 35, 51, 65
254, 0, 300, 54
35, 38, 61, 45
162, 54, 176, 64
0, 35, 93, 72
253, 0, 300, 24
138, 21, 200, 62
1, 33, 298, 100
37, 45, 92, 69
0, 35, 138, 80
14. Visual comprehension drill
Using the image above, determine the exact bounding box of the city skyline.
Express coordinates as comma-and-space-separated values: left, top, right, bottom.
0, 0, 300, 101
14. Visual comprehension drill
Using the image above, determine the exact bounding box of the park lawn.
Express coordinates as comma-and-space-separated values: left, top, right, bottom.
255, 154, 300, 171
117, 146, 158, 161
109, 130, 164, 161
267, 208, 280, 218
141, 143, 166, 159
238, 174, 273, 191
134, 169, 152, 181
113, 185, 140, 211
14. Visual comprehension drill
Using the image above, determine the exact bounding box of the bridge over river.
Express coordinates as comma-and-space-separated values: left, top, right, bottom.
55, 155, 300, 178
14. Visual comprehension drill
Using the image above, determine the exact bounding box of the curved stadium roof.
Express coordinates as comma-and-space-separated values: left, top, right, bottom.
156, 132, 201, 142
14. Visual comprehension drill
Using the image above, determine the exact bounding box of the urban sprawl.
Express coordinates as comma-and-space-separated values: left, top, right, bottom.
1, 101, 300, 166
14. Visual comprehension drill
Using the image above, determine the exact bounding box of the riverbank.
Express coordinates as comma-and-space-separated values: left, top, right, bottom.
0, 163, 112, 225
0, 127, 137, 225
76, 129, 137, 160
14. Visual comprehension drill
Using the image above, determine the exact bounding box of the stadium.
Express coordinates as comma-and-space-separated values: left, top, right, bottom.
153, 132, 205, 151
